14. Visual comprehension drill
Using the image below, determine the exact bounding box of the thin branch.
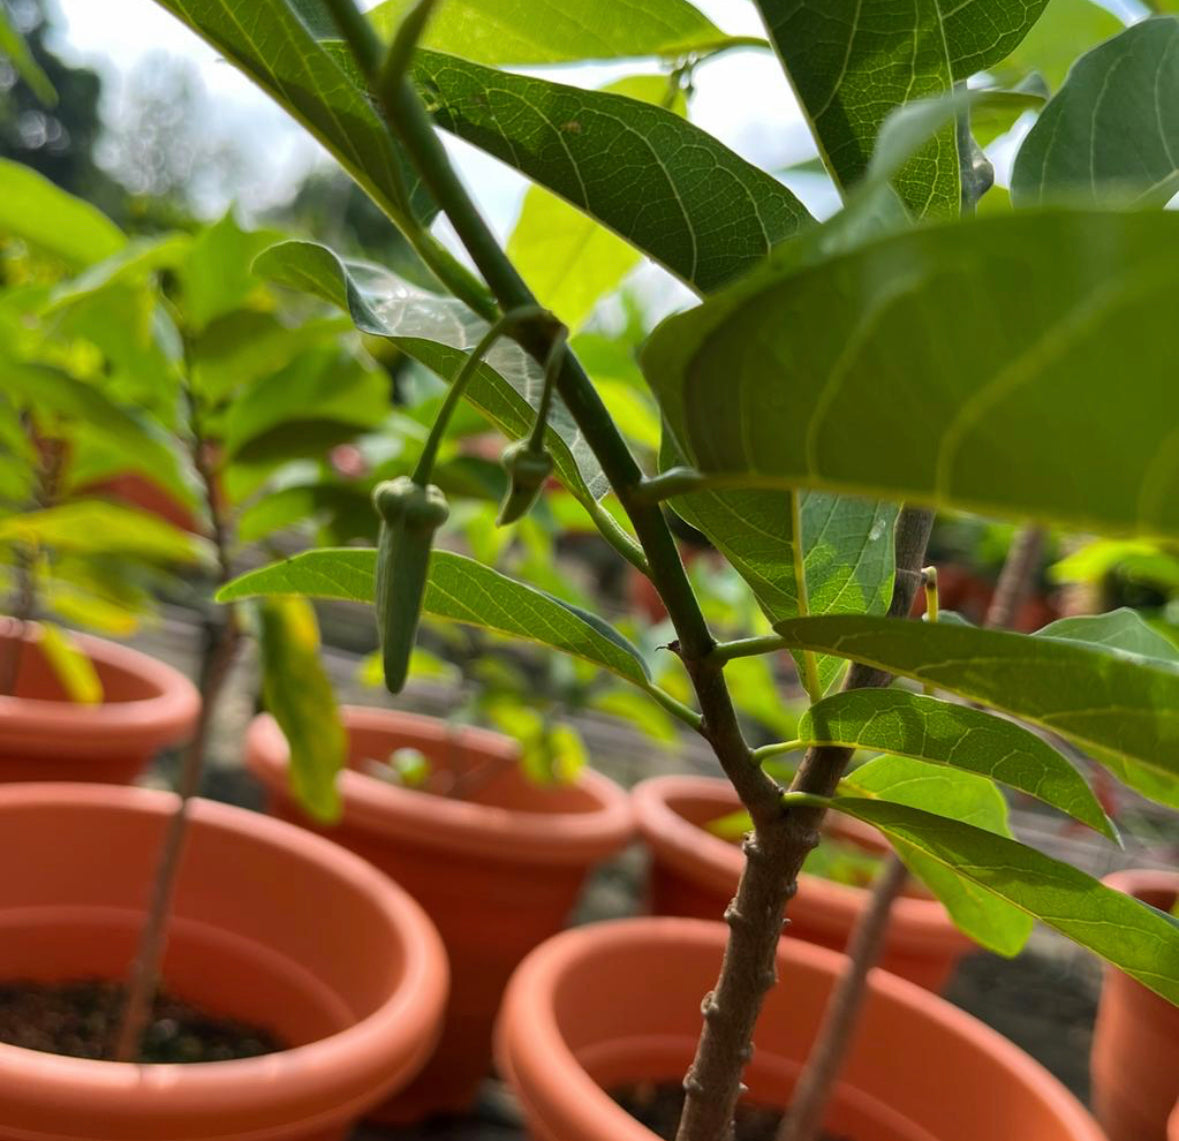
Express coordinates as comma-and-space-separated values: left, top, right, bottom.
984, 525, 1046, 631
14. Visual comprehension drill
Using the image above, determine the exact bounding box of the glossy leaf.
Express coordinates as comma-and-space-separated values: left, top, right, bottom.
0, 159, 125, 267
370, 0, 750, 64
775, 614, 1179, 798
257, 597, 345, 823
38, 622, 103, 705
414, 50, 814, 293
802, 689, 1114, 838
754, 0, 1049, 214
841, 755, 1032, 955
827, 795, 1179, 1003
1013, 19, 1179, 209
220, 547, 650, 685
645, 211, 1179, 540
0, 5, 56, 104
254, 239, 607, 500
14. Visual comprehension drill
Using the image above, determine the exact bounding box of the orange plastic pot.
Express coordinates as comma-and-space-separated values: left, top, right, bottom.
0, 619, 200, 784
1091, 868, 1179, 1141
246, 706, 633, 1121
496, 916, 1105, 1141
633, 775, 972, 991
1169, 1098, 1179, 1141
0, 782, 448, 1141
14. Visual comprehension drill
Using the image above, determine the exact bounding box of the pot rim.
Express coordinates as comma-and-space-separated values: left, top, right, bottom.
1102, 866, 1179, 904
246, 707, 634, 865
632, 775, 972, 951
0, 782, 449, 1133
495, 915, 1105, 1141
0, 620, 200, 752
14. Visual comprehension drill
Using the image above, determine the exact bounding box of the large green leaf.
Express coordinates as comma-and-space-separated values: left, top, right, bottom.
753, 0, 1049, 214
644, 210, 1179, 540
253, 239, 607, 500
0, 159, 125, 267
413, 50, 813, 293
220, 547, 650, 684
369, 0, 752, 64
826, 795, 1179, 1003
147, 0, 429, 223
841, 755, 1032, 955
0, 5, 56, 105
803, 689, 1114, 838
257, 597, 345, 823
775, 614, 1179, 798
991, 0, 1122, 91
1012, 19, 1179, 209
178, 213, 283, 332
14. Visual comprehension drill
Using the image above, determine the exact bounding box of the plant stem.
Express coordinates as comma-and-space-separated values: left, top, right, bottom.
711, 633, 790, 663
673, 506, 933, 1141
984, 525, 1045, 631
775, 854, 909, 1141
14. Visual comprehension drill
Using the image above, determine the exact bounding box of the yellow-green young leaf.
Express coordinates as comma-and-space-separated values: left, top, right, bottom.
0, 501, 208, 565
0, 159, 125, 267
370, 0, 752, 64
993, 0, 1122, 90
645, 211, 1179, 540
826, 794, 1179, 1002
0, 5, 56, 105
257, 597, 345, 823
800, 689, 1115, 838
220, 548, 651, 685
46, 234, 194, 315
508, 74, 686, 331
1013, 19, 1179, 209
413, 50, 814, 294
1050, 541, 1179, 591
357, 646, 460, 688
38, 622, 103, 705
775, 614, 1179, 799
588, 687, 678, 744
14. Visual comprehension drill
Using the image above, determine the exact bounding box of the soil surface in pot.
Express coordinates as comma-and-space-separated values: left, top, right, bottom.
0, 979, 284, 1063
612, 1083, 852, 1141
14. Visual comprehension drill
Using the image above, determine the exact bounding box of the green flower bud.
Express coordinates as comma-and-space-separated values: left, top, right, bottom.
496, 440, 553, 526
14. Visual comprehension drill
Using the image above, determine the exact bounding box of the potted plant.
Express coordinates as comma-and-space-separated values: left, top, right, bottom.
151, 1, 1178, 1140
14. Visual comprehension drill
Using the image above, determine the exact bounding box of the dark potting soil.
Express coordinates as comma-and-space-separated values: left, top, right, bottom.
0, 979, 284, 1063
612, 1082, 852, 1141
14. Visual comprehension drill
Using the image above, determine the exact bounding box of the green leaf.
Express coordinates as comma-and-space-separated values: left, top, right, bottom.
257, 597, 345, 823
507, 75, 685, 331
1012, 19, 1179, 209
801, 689, 1114, 838
0, 5, 57, 104
0, 159, 125, 267
644, 210, 1179, 540
38, 622, 103, 705
753, 0, 1048, 215
992, 0, 1123, 91
147, 0, 430, 224
1050, 540, 1179, 592
220, 547, 651, 685
588, 687, 678, 744
826, 794, 1179, 1003
413, 50, 814, 293
370, 0, 751, 64
178, 213, 282, 332
0, 501, 208, 564
253, 239, 607, 500
841, 755, 1033, 955
45, 234, 193, 315
774, 614, 1179, 799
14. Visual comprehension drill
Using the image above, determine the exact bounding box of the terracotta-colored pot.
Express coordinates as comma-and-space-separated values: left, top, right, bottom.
246, 706, 633, 1121
633, 775, 973, 992
496, 916, 1104, 1141
1092, 868, 1179, 1141
0, 619, 200, 784
1168, 1098, 1179, 1141
0, 782, 448, 1141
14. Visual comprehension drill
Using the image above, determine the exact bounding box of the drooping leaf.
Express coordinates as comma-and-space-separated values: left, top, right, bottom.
801, 689, 1114, 837
147, 0, 431, 223
413, 50, 814, 293
1012, 19, 1179, 209
0, 5, 56, 105
257, 597, 345, 823
826, 795, 1179, 1003
775, 614, 1179, 798
220, 548, 651, 685
0, 159, 125, 267
644, 210, 1179, 540
991, 0, 1122, 91
841, 755, 1033, 955
37, 622, 103, 705
370, 0, 753, 64
753, 0, 1050, 214
253, 239, 607, 500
